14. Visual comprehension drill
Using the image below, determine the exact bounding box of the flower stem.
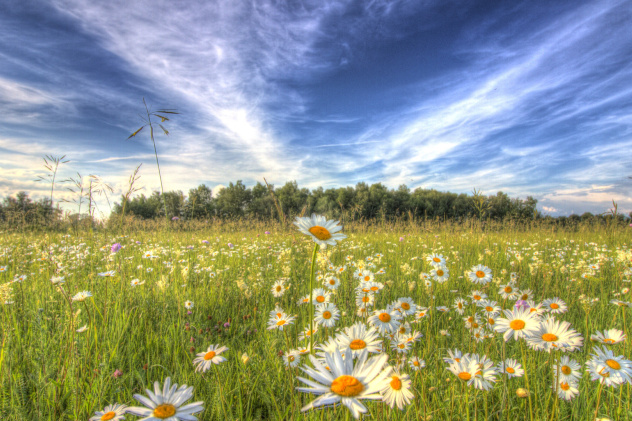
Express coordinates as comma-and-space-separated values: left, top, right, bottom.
309, 244, 319, 355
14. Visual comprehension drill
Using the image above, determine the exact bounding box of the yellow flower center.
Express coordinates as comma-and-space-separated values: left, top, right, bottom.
398, 343, 405, 349
510, 320, 526, 330
413, 361, 420, 366
458, 372, 471, 381
529, 308, 538, 313
322, 311, 332, 319
476, 270, 485, 278
370, 286, 379, 291
316, 296, 325, 303
288, 355, 295, 362
349, 339, 366, 350
542, 333, 558, 342
521, 294, 528, 300
436, 270, 444, 276
473, 295, 481, 300
488, 318, 495, 325
204, 351, 216, 360
433, 257, 441, 262
276, 286, 282, 292
101, 412, 116, 421
603, 338, 615, 344
329, 279, 336, 285
457, 303, 463, 309
485, 306, 493, 312
401, 302, 410, 310
390, 376, 402, 390
308, 226, 332, 241
378, 313, 391, 323
276, 320, 287, 326
504, 286, 513, 293
606, 359, 621, 370
561, 366, 571, 375
364, 276, 371, 282
550, 303, 559, 309
472, 323, 479, 329
506, 367, 515, 374
153, 404, 177, 419
330, 375, 364, 397
362, 296, 370, 303
399, 326, 406, 334
560, 382, 570, 391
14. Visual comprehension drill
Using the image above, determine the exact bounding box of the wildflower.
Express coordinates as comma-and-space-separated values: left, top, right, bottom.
112, 369, 123, 379
184, 300, 194, 310
552, 355, 581, 383
193, 345, 228, 373
267, 313, 296, 331
553, 379, 579, 401
283, 350, 301, 368
111, 243, 122, 253
130, 279, 145, 287
314, 303, 340, 328
527, 318, 582, 352
368, 308, 402, 335
76, 325, 88, 333
241, 353, 250, 364
591, 329, 626, 345
408, 356, 425, 370
542, 297, 568, 314
51, 276, 65, 285
468, 264, 492, 285
271, 280, 285, 297
98, 270, 116, 277
430, 266, 449, 283
336, 322, 382, 356
296, 347, 392, 419
382, 371, 414, 410
494, 307, 540, 342
72, 291, 93, 302
89, 403, 128, 421
497, 359, 524, 378
127, 377, 204, 420
587, 346, 632, 386
311, 288, 331, 305
294, 214, 347, 249
426, 253, 445, 266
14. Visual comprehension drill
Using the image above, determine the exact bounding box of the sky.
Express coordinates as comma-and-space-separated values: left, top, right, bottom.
1, 0, 631, 218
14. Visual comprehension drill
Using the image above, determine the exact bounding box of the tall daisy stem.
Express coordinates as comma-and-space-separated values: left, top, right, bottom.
594, 381, 604, 420
309, 244, 319, 355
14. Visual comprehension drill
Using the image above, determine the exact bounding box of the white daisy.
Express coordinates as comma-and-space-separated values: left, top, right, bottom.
314, 303, 340, 328
336, 322, 382, 356
294, 214, 347, 249
296, 347, 392, 419
89, 403, 128, 421
126, 377, 204, 420
192, 344, 228, 372
381, 371, 414, 410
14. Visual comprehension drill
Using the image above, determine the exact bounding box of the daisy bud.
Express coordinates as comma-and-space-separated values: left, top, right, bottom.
241, 353, 250, 365
516, 388, 529, 398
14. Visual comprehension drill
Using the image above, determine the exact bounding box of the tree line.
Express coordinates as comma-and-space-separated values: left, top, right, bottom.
1, 182, 629, 228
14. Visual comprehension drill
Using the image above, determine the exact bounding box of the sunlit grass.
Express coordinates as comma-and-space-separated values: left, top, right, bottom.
0, 221, 631, 420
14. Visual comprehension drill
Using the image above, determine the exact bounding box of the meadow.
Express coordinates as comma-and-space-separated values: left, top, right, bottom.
1, 218, 631, 420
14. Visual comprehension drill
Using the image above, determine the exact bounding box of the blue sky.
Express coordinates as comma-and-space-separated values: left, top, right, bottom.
1, 0, 631, 217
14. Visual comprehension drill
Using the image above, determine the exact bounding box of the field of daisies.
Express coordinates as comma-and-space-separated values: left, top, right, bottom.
1, 216, 632, 420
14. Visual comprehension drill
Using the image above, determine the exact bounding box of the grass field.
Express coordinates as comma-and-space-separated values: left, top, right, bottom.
1, 219, 631, 420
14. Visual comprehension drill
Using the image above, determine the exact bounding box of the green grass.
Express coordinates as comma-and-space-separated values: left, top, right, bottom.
0, 222, 631, 420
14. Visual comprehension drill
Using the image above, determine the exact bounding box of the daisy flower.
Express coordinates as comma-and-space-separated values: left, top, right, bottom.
89, 403, 128, 421
542, 297, 568, 314
588, 346, 632, 385
408, 356, 426, 370
426, 253, 445, 267
453, 297, 468, 315
498, 283, 519, 300
184, 300, 194, 310
470, 290, 487, 302
126, 377, 204, 421
468, 264, 492, 285
267, 313, 296, 331
72, 291, 93, 302
591, 329, 626, 345
552, 355, 582, 383
446, 357, 478, 387
283, 350, 301, 368
431, 266, 449, 283
494, 307, 541, 342
130, 278, 145, 287
311, 288, 331, 305
443, 349, 469, 364
497, 358, 524, 379
554, 379, 579, 401
415, 307, 430, 320
356, 269, 374, 283
315, 303, 340, 328
381, 371, 414, 410
294, 214, 346, 249
368, 309, 402, 335
336, 322, 382, 356
296, 347, 392, 419
355, 293, 375, 308
323, 276, 340, 290
517, 289, 533, 302
527, 318, 580, 352
271, 280, 285, 297
393, 297, 417, 316
479, 300, 501, 316
390, 338, 411, 354
193, 344, 228, 372
470, 355, 498, 391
